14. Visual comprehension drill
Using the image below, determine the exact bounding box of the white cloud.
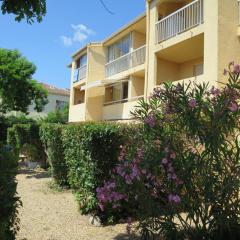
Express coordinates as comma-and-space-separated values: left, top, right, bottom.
60, 36, 73, 47
61, 24, 95, 47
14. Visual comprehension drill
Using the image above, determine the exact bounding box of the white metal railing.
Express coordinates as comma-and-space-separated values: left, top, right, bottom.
73, 65, 87, 82
155, 0, 204, 43
104, 95, 144, 106
105, 45, 146, 77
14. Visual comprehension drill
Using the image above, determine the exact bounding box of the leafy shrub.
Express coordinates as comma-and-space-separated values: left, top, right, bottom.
98, 62, 240, 239
7, 123, 46, 165
0, 114, 35, 143
41, 104, 69, 124
62, 122, 139, 218
0, 144, 21, 240
40, 124, 68, 186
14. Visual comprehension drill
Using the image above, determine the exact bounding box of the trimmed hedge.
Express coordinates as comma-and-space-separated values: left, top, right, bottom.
39, 124, 68, 186
0, 115, 36, 143
7, 124, 46, 166
0, 144, 21, 240
5, 121, 141, 220
62, 122, 140, 217
62, 123, 123, 215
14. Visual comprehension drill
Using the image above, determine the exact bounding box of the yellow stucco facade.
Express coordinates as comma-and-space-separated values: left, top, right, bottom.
69, 0, 240, 122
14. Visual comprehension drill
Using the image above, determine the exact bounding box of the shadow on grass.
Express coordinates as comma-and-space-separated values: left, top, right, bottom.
18, 167, 50, 179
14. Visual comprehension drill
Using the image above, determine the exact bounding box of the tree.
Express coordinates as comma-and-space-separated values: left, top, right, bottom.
0, 0, 46, 23
0, 48, 48, 114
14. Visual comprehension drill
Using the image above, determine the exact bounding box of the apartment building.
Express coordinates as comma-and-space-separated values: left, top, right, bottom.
69, 0, 240, 123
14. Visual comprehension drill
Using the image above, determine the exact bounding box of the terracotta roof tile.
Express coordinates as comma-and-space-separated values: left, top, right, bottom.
40, 83, 70, 96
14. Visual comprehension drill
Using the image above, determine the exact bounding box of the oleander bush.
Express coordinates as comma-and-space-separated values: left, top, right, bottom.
0, 144, 21, 240
97, 62, 240, 239
7, 123, 46, 165
40, 124, 68, 186
62, 122, 140, 219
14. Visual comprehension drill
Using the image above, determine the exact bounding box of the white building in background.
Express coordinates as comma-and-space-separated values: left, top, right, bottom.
28, 83, 70, 119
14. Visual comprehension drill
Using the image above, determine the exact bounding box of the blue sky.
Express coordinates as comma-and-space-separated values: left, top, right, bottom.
0, 0, 145, 89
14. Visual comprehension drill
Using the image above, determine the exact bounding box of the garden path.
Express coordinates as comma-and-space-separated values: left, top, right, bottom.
16, 167, 137, 240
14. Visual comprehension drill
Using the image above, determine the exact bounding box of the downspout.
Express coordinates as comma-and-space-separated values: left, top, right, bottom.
145, 0, 151, 101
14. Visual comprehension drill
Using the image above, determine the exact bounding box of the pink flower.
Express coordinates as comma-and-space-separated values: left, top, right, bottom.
144, 114, 156, 127
210, 86, 220, 96
170, 153, 176, 159
171, 173, 177, 180
188, 99, 197, 109
162, 158, 168, 165
234, 64, 240, 74
168, 194, 181, 204
228, 102, 238, 112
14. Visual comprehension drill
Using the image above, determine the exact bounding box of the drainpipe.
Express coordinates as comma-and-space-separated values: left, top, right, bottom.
145, 0, 151, 101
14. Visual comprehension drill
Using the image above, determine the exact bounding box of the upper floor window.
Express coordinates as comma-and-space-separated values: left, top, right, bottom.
107, 34, 132, 63
76, 54, 87, 69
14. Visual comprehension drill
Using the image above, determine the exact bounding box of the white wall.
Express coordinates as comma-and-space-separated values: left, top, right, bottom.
28, 93, 70, 119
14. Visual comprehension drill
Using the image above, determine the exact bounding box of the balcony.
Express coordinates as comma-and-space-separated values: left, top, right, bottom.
105, 45, 146, 78
103, 96, 143, 120
69, 103, 86, 122
73, 65, 87, 82
155, 0, 204, 44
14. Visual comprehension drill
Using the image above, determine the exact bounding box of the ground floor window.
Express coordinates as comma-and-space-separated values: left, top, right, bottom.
74, 88, 85, 105
105, 81, 129, 105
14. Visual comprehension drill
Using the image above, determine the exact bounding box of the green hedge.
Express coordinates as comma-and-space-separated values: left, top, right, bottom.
0, 144, 21, 240
7, 124, 46, 165
39, 124, 68, 186
0, 115, 35, 143
62, 122, 140, 216
5, 121, 140, 221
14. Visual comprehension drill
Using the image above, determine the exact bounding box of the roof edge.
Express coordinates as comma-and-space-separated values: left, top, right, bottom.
103, 13, 146, 45
71, 42, 102, 59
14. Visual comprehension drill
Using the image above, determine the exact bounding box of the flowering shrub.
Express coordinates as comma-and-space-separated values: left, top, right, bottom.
62, 122, 140, 220
97, 62, 240, 239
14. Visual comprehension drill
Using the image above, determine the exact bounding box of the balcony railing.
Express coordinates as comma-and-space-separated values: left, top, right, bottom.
155, 0, 204, 44
105, 45, 146, 77
73, 65, 87, 83
104, 95, 144, 106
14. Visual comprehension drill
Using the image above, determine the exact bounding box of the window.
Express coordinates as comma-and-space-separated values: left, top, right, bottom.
74, 89, 85, 105
56, 100, 68, 110
122, 82, 128, 99
107, 34, 132, 63
105, 81, 129, 104
76, 54, 87, 69
194, 64, 204, 76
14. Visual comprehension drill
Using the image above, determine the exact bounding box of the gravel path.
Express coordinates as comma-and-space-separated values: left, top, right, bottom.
16, 167, 137, 240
